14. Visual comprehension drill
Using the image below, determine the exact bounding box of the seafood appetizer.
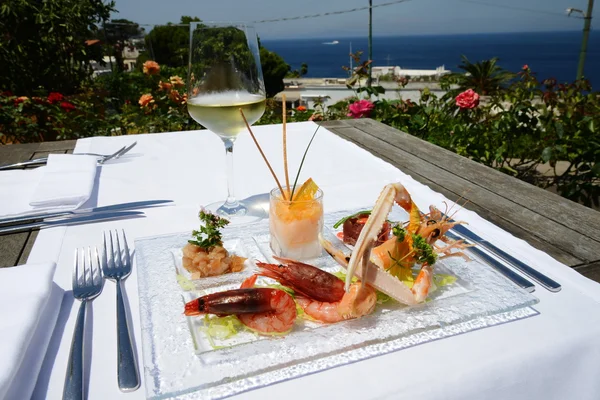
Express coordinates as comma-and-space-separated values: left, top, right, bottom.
182, 209, 246, 279
184, 256, 376, 335
322, 182, 468, 306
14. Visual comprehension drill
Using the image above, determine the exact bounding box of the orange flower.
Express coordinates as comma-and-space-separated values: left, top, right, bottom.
143, 60, 160, 75
169, 75, 185, 88
297, 105, 307, 112
139, 94, 154, 107
169, 90, 187, 104
158, 80, 172, 91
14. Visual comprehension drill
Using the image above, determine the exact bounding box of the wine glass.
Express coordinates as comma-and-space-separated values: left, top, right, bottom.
187, 22, 266, 219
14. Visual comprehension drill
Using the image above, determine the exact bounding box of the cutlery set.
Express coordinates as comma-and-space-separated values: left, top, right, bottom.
63, 230, 139, 400
0, 142, 138, 171
0, 200, 173, 234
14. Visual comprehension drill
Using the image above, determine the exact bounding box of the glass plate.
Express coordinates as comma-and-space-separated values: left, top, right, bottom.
135, 209, 539, 399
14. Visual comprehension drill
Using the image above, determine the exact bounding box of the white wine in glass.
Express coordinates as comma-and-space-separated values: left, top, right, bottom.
187, 23, 266, 219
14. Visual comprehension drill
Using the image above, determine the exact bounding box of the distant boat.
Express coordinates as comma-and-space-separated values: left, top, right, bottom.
322, 40, 339, 45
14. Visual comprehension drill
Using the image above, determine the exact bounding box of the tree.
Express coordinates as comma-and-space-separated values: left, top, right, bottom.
260, 47, 289, 97
286, 62, 309, 78
145, 17, 289, 98
145, 16, 200, 67
103, 19, 145, 72
445, 56, 515, 95
0, 0, 115, 95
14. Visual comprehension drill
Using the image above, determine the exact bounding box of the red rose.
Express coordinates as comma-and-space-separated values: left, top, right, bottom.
455, 89, 480, 109
347, 99, 375, 118
47, 92, 64, 104
297, 105, 307, 112
60, 101, 76, 112
522, 64, 529, 70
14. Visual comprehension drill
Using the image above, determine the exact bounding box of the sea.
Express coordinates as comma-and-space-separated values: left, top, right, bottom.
262, 31, 600, 88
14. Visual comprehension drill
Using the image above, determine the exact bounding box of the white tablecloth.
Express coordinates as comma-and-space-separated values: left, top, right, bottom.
29, 122, 600, 399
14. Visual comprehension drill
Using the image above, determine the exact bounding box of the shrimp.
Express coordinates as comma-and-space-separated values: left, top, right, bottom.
183, 275, 296, 334
296, 283, 377, 323
255, 256, 345, 302
236, 275, 297, 334
256, 258, 377, 323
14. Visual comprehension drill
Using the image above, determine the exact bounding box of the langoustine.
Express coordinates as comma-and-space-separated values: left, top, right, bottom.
322, 182, 469, 305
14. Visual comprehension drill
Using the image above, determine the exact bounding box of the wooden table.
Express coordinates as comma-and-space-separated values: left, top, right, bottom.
1, 120, 599, 283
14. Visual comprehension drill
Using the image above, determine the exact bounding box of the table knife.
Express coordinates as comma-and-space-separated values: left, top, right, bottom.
450, 223, 561, 292
0, 211, 145, 235
445, 231, 536, 292
0, 199, 173, 227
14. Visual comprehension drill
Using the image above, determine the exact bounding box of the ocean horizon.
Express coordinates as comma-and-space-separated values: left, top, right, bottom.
263, 30, 600, 87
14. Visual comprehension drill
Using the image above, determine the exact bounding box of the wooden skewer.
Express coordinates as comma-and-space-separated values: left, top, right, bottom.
282, 94, 291, 198
240, 108, 287, 200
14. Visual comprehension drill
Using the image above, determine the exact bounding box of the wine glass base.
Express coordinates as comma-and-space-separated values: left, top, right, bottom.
205, 199, 267, 225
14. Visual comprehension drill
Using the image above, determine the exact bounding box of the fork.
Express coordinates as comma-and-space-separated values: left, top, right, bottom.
0, 142, 137, 170
102, 230, 140, 392
63, 247, 104, 400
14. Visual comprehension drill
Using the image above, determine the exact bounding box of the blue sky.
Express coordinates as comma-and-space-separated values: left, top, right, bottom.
111, 0, 596, 39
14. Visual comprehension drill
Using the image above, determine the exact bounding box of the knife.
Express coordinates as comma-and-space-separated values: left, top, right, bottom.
445, 231, 536, 292
450, 223, 561, 292
0, 211, 145, 235
0, 200, 173, 227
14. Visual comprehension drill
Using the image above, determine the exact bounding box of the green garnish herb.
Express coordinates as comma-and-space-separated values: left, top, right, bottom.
289, 124, 321, 201
333, 210, 372, 229
392, 225, 406, 242
411, 234, 437, 266
188, 209, 230, 251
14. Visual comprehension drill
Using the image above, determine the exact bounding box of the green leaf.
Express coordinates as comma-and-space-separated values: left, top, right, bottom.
333, 210, 372, 229
555, 121, 564, 138
290, 124, 320, 200
541, 147, 553, 162
591, 163, 600, 177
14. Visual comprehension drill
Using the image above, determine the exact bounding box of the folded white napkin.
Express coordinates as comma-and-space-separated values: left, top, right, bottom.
29, 154, 97, 208
0, 263, 63, 400
0, 154, 97, 218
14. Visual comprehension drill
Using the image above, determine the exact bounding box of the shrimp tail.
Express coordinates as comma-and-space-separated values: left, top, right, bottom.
241, 274, 258, 288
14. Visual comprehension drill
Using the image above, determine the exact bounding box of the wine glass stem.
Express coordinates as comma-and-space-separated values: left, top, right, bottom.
223, 139, 239, 209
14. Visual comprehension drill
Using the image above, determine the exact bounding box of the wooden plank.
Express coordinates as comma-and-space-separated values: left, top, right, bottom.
347, 118, 600, 243
326, 125, 589, 265
17, 231, 38, 266
37, 140, 77, 152
574, 261, 600, 282
0, 232, 29, 267
0, 143, 40, 164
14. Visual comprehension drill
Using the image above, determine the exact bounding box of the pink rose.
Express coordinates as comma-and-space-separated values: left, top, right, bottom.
455, 89, 480, 109
522, 64, 529, 70
347, 99, 375, 118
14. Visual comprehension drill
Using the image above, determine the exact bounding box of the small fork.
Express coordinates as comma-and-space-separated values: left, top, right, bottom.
63, 247, 104, 400
102, 230, 140, 392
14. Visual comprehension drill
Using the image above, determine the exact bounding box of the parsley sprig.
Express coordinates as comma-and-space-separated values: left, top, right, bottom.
188, 210, 230, 251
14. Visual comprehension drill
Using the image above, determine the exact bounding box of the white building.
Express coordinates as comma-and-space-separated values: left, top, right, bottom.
371, 65, 450, 78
